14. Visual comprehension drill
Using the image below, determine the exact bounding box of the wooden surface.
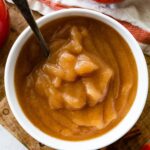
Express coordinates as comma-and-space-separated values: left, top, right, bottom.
0, 3, 150, 150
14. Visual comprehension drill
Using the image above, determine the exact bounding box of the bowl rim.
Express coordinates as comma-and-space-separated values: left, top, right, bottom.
5, 8, 148, 150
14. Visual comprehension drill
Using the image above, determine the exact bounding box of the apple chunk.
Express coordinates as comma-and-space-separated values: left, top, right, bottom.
75, 54, 98, 76
62, 80, 86, 110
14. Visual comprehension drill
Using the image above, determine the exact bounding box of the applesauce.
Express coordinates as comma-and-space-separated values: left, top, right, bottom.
15, 17, 137, 141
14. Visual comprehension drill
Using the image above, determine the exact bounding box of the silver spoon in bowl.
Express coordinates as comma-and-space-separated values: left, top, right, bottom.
12, 0, 49, 57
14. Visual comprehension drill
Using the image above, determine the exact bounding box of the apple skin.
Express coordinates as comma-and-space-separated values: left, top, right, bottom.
0, 0, 9, 48
94, 0, 123, 3
141, 144, 150, 150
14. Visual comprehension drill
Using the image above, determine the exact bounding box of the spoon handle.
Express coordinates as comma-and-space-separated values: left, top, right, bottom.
12, 0, 49, 57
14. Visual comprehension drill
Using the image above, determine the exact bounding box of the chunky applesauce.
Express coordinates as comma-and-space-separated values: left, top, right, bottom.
15, 17, 138, 141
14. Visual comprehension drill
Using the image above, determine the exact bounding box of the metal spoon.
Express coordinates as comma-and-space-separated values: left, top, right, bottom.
12, 0, 49, 57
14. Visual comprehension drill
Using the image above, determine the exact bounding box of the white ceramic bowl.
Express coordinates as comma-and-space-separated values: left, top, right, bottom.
5, 8, 148, 150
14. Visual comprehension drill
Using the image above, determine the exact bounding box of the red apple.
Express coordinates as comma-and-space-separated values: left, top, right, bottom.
95, 0, 123, 3
141, 143, 150, 150
0, 0, 9, 48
